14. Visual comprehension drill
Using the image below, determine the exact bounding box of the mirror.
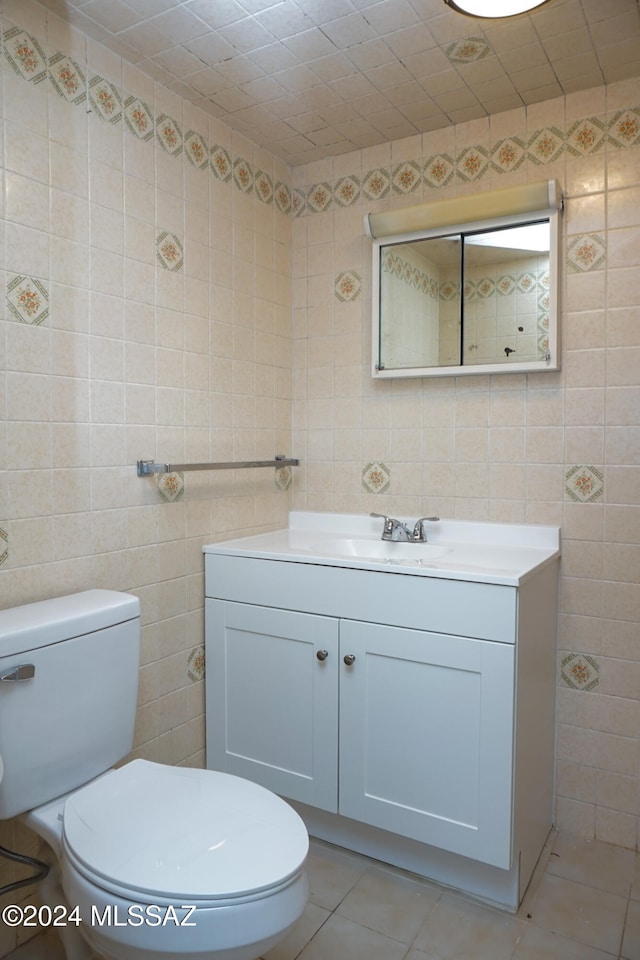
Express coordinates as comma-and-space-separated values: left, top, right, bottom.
369, 182, 562, 379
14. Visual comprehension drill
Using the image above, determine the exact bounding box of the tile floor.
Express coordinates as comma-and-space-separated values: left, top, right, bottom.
9, 831, 640, 960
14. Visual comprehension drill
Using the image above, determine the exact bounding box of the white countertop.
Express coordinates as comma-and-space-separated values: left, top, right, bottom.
203, 512, 561, 586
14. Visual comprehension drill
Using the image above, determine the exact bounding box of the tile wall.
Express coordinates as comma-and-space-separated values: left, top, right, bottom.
0, 2, 293, 952
0, 0, 639, 954
290, 81, 640, 852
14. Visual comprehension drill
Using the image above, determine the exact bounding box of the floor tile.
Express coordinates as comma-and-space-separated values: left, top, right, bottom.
548, 832, 636, 897
621, 898, 640, 960
412, 891, 527, 960
511, 924, 617, 959
305, 840, 369, 911
296, 913, 408, 960
336, 864, 441, 944
528, 873, 627, 955
263, 902, 330, 960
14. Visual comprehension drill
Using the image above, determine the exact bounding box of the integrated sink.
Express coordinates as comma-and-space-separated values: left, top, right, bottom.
307, 538, 450, 563
203, 511, 561, 586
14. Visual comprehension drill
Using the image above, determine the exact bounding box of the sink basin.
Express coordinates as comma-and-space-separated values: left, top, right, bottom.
307, 538, 450, 562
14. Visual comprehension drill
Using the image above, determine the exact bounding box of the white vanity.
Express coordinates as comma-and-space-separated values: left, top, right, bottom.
203, 512, 560, 910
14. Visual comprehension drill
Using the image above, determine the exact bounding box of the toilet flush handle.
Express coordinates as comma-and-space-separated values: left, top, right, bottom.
0, 664, 35, 682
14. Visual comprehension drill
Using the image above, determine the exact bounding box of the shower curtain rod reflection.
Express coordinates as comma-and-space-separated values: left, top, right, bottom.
137, 456, 299, 477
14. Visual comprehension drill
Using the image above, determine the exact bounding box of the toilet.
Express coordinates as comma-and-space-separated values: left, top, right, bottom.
0, 590, 309, 960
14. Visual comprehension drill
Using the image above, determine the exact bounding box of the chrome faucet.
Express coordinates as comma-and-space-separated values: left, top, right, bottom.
370, 513, 440, 543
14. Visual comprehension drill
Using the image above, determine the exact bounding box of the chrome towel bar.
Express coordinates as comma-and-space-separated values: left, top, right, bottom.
136, 456, 299, 477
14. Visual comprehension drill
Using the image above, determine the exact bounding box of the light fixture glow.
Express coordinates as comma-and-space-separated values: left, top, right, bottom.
444, 0, 553, 18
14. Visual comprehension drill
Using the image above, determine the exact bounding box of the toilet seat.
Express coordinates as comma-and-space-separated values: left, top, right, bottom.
62, 759, 308, 904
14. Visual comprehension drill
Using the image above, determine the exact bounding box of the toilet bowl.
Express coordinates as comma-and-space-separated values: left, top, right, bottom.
27, 760, 308, 960
0, 591, 309, 960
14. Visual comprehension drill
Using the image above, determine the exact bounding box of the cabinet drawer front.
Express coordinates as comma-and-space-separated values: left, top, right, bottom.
339, 620, 514, 869
206, 556, 517, 642
205, 600, 339, 812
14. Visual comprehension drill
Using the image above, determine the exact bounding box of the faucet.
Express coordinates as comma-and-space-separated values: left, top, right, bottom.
370, 513, 440, 543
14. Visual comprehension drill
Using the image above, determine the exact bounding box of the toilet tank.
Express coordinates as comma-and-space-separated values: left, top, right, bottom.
0, 590, 141, 820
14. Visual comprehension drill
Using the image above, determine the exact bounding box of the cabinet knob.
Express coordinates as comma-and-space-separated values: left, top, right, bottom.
316, 649, 329, 661
343, 654, 356, 666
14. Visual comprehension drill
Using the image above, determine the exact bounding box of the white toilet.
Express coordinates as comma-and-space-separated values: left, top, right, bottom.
0, 590, 309, 960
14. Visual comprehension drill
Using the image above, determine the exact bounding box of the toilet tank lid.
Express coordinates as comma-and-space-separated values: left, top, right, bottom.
0, 590, 140, 658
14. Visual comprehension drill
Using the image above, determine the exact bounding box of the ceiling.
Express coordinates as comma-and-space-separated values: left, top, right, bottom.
39, 0, 640, 166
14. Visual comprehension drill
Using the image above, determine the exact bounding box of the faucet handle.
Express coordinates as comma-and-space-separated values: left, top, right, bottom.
412, 517, 440, 541
370, 512, 393, 536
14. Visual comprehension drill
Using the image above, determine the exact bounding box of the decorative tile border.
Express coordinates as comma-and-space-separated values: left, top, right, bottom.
156, 232, 184, 272
123, 96, 154, 141
295, 112, 640, 216
187, 644, 205, 682
561, 652, 599, 691
0, 527, 7, 567
156, 113, 182, 156
3, 27, 47, 83
48, 53, 85, 105
89, 75, 122, 124
156, 472, 184, 502
6, 275, 49, 324
362, 462, 390, 494
0, 16, 637, 232
565, 465, 604, 503
184, 130, 208, 170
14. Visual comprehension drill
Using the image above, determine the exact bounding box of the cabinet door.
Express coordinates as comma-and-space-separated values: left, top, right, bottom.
339, 620, 514, 869
205, 600, 339, 812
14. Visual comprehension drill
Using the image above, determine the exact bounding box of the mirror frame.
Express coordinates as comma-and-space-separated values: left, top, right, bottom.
368, 180, 563, 379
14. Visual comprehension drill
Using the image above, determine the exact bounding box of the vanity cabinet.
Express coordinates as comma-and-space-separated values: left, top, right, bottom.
207, 598, 514, 869
204, 518, 559, 909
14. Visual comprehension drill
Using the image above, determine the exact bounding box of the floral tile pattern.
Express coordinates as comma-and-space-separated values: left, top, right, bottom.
275, 464, 292, 490
608, 108, 640, 148
157, 471, 184, 502
567, 234, 607, 273
89, 75, 122, 124
255, 170, 273, 204
233, 158, 253, 194
274, 182, 292, 214
561, 652, 599, 691
491, 137, 526, 174
156, 232, 184, 272
362, 169, 391, 201
527, 127, 565, 165
49, 53, 86, 105
3, 27, 46, 83
445, 37, 490, 63
335, 176, 360, 207
184, 130, 209, 170
566, 117, 606, 157
156, 114, 183, 156
565, 465, 605, 503
307, 182, 332, 213
124, 96, 154, 141
211, 145, 232, 181
0, 527, 7, 567
187, 645, 205, 682
6, 275, 49, 325
456, 146, 489, 183
335, 271, 361, 302
392, 161, 421, 195
424, 154, 455, 189
362, 462, 390, 494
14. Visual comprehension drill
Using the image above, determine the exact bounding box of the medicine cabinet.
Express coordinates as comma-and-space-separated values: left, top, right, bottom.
367, 180, 563, 379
